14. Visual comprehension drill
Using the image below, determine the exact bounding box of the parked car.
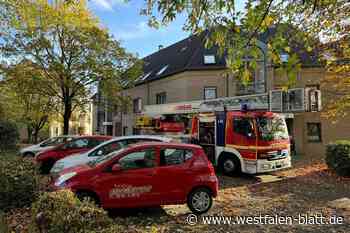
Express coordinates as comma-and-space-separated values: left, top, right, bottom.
20, 135, 76, 157
36, 135, 112, 173
52, 142, 218, 214
50, 135, 172, 175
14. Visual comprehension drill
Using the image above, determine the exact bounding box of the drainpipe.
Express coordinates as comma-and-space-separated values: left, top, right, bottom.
226, 73, 229, 97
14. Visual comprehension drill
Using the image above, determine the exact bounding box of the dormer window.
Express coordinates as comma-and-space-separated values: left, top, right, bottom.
134, 71, 152, 83
204, 55, 216, 64
141, 71, 152, 81
156, 65, 169, 76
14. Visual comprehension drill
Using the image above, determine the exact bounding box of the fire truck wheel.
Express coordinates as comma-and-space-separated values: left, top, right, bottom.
219, 155, 241, 176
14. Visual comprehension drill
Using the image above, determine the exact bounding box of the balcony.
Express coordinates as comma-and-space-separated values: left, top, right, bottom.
236, 81, 266, 96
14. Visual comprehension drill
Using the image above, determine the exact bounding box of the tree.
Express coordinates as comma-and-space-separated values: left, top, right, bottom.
0, 0, 139, 134
143, 0, 350, 117
0, 61, 55, 143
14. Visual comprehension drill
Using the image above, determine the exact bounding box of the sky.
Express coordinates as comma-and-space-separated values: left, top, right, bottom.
88, 0, 245, 58
88, 0, 189, 58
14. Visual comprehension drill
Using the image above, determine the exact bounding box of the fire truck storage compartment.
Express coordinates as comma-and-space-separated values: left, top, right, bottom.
198, 114, 216, 163
215, 111, 226, 147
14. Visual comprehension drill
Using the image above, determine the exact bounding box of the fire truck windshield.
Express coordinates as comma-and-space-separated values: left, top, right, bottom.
257, 116, 289, 141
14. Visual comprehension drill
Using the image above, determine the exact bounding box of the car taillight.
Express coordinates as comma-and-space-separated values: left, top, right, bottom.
208, 163, 216, 176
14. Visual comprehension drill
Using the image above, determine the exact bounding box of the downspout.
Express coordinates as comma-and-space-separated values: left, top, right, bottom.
226, 73, 229, 97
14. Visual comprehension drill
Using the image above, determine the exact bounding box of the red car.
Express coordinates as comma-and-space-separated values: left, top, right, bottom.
36, 135, 112, 173
53, 142, 218, 214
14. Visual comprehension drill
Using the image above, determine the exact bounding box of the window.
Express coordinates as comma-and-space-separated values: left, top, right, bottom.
65, 139, 89, 149
120, 138, 160, 147
156, 65, 169, 76
233, 118, 255, 138
288, 88, 304, 111
160, 148, 193, 166
89, 141, 122, 157
204, 55, 216, 64
307, 123, 322, 142
204, 87, 217, 100
306, 85, 321, 112
118, 149, 156, 170
156, 92, 166, 104
141, 72, 152, 81
133, 98, 142, 113
87, 139, 104, 148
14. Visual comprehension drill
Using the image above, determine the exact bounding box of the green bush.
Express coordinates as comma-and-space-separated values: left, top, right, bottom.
30, 190, 113, 233
0, 212, 9, 233
326, 140, 350, 177
0, 156, 39, 212
0, 121, 19, 152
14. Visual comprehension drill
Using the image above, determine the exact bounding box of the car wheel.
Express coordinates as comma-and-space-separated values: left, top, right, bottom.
187, 187, 213, 214
39, 160, 55, 174
23, 152, 35, 157
76, 191, 100, 206
219, 155, 241, 176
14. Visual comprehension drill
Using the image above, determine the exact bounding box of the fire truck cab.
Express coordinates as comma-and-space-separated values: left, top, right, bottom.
191, 109, 291, 175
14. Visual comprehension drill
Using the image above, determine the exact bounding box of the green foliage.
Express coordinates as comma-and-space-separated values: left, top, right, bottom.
0, 120, 19, 152
30, 190, 113, 233
326, 140, 350, 177
143, 0, 350, 117
0, 0, 140, 134
0, 211, 9, 233
0, 155, 39, 212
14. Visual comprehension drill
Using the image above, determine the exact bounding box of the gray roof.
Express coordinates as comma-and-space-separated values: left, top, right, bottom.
131, 28, 320, 86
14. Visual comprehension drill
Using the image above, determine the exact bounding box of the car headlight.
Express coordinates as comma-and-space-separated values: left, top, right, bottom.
54, 172, 77, 187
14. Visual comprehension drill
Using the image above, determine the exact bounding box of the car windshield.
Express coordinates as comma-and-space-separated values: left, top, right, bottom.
87, 148, 125, 167
40, 137, 60, 146
257, 116, 289, 141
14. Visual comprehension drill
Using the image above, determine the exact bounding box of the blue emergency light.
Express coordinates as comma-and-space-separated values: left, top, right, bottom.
240, 102, 249, 112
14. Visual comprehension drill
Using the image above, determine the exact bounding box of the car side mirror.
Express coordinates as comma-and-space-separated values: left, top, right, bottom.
111, 164, 122, 172
97, 150, 103, 156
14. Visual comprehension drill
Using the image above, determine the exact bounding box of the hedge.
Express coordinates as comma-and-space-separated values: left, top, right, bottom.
0, 121, 19, 152
0, 155, 39, 212
326, 140, 350, 177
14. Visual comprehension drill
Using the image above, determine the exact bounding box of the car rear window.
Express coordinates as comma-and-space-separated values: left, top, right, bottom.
160, 148, 193, 166
121, 138, 161, 146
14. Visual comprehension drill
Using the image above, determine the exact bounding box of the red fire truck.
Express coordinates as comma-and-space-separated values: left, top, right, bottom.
138, 94, 292, 175
190, 110, 291, 175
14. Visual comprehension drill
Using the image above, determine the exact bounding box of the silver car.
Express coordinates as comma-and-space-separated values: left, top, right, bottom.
20, 135, 76, 157
50, 135, 172, 174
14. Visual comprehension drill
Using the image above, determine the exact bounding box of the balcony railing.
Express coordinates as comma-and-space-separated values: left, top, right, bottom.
236, 81, 265, 96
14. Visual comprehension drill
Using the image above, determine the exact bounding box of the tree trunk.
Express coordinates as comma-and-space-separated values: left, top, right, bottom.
27, 126, 33, 144
33, 130, 39, 144
63, 99, 72, 135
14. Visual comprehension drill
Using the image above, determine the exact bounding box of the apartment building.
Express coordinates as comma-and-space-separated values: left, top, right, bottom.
95, 32, 350, 158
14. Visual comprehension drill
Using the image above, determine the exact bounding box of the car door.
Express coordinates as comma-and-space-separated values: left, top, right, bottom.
230, 116, 257, 160
94, 147, 160, 208
154, 147, 194, 204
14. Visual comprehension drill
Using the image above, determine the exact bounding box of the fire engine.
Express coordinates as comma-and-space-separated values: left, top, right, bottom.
137, 93, 292, 175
